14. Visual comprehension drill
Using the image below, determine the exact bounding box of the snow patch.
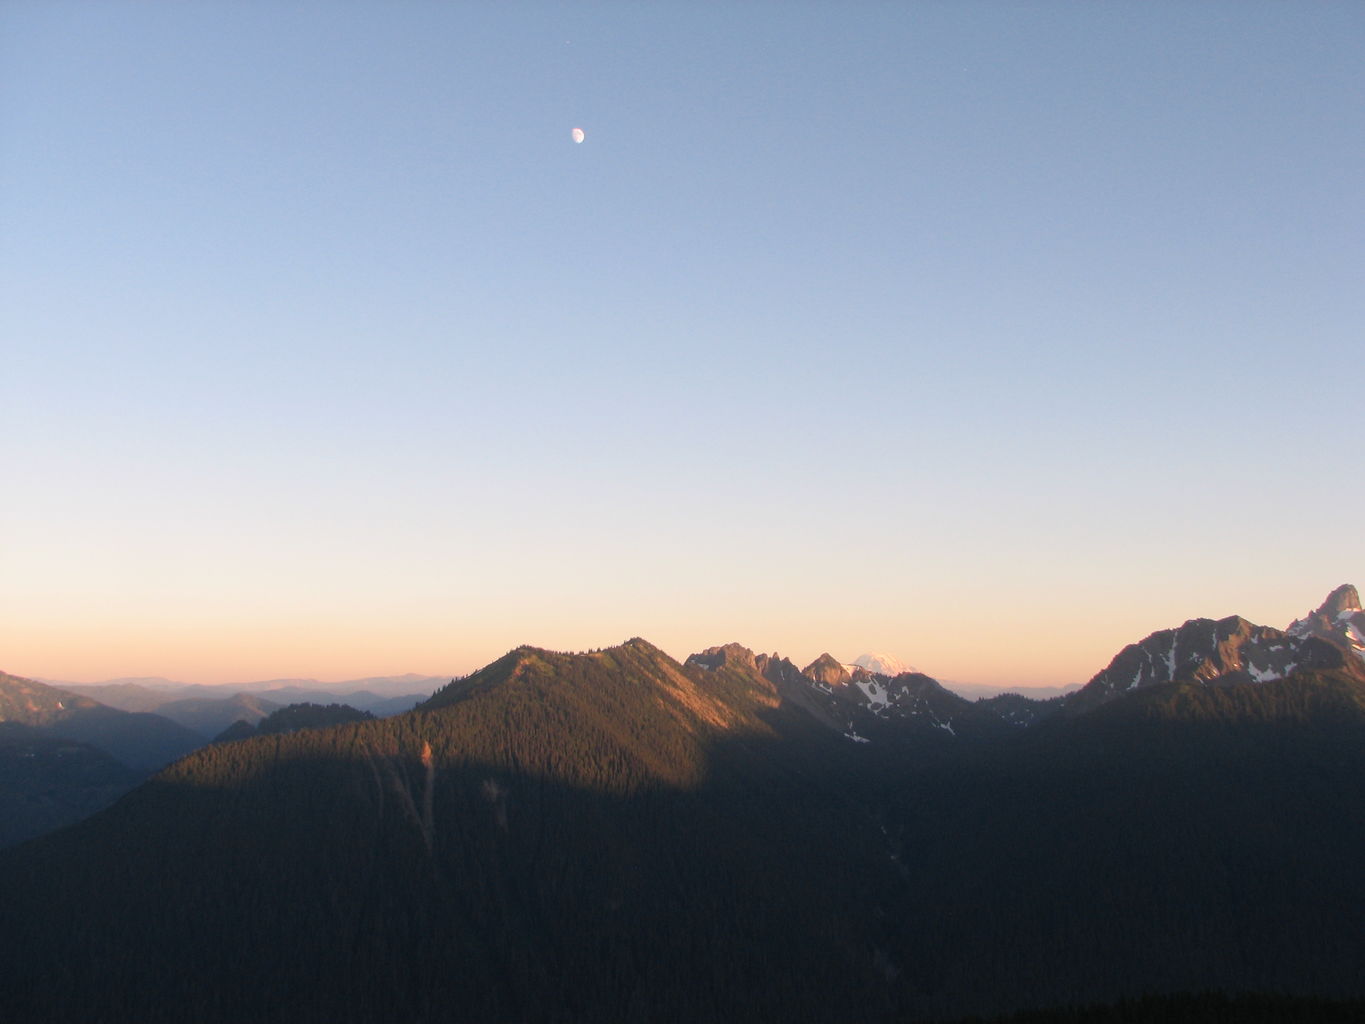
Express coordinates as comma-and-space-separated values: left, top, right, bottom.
1245, 662, 1288, 683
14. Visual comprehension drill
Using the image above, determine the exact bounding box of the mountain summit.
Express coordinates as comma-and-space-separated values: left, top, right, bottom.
1070, 585, 1365, 714
1318, 583, 1361, 618
1288, 584, 1365, 661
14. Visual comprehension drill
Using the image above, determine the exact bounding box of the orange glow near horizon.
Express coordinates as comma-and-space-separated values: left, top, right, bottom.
0, 607, 1257, 691
3, 575, 1346, 690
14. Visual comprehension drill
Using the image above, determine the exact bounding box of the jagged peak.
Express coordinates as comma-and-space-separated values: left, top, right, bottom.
801, 654, 850, 687
685, 643, 757, 672
1289, 584, 1364, 635
1318, 584, 1361, 618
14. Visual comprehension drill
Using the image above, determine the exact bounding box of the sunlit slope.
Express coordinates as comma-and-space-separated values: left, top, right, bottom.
415, 637, 786, 789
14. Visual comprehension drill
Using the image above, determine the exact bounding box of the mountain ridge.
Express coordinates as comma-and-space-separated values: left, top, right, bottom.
1068, 585, 1365, 716
3, 586, 1364, 1021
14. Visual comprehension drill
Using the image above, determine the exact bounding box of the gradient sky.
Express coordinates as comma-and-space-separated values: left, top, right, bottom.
3, 2, 1361, 689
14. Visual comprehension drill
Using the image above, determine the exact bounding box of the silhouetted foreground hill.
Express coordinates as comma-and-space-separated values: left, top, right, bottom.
2, 622, 1364, 1021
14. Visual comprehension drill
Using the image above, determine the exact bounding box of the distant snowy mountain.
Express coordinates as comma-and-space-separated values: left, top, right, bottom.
851, 652, 916, 676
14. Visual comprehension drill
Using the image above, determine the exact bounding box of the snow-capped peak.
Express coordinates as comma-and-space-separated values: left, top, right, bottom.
852, 652, 916, 677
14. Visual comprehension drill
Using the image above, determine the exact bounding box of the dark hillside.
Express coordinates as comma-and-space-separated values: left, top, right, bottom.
878, 668, 1365, 1019
3, 648, 1364, 1022
0, 723, 141, 847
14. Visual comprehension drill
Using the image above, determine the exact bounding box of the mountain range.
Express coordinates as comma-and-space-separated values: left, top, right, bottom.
1, 585, 1363, 1022
0, 672, 206, 847
0, 671, 204, 770
0, 671, 436, 847
56, 674, 442, 731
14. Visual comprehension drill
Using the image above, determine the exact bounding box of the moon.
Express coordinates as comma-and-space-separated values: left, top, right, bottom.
571, 127, 585, 144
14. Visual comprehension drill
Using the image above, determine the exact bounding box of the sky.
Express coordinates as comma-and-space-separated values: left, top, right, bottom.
2, 2, 1361, 689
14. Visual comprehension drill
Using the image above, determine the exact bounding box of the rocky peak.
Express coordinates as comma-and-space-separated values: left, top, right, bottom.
1318, 584, 1361, 618
801, 654, 851, 688
1070, 614, 1303, 714
753, 653, 803, 687
1287, 584, 1365, 664
685, 643, 757, 673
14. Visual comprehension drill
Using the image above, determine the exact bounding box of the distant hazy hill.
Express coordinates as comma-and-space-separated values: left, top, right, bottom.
250, 687, 424, 717
0, 672, 204, 772
3, 589, 1364, 1021
147, 693, 279, 738
52, 681, 180, 713
212, 702, 374, 743
62, 675, 441, 721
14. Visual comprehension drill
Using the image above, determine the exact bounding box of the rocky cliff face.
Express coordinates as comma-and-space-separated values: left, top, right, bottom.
684, 643, 758, 673
1070, 586, 1365, 715
1288, 584, 1365, 664
800, 653, 851, 688
687, 645, 1023, 743
684, 586, 1365, 737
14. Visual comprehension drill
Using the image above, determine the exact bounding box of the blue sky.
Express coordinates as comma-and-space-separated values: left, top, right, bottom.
3, 2, 1361, 687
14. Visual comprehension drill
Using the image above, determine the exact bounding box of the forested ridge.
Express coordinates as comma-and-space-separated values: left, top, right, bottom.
2, 641, 1364, 1022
